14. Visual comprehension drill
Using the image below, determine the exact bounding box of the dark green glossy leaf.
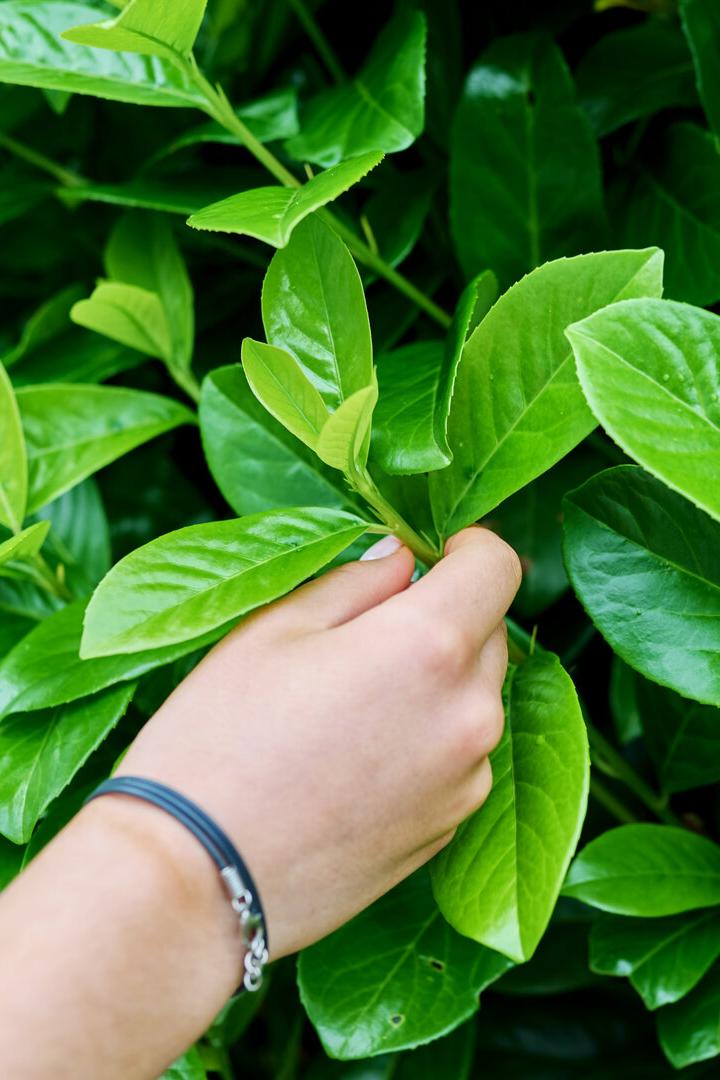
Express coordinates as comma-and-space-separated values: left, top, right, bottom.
286, 11, 426, 168
364, 168, 435, 269
613, 123, 720, 306
187, 153, 383, 247
681, 0, 720, 137
576, 21, 697, 136
0, 835, 23, 890
2, 285, 84, 370
636, 677, 720, 794
392, 1021, 475, 1080
430, 248, 664, 537
563, 824, 720, 915
569, 298, 720, 524
298, 871, 511, 1059
0, 2, 204, 107
657, 964, 720, 1068
0, 682, 135, 843
432, 652, 589, 963
199, 365, 357, 516
373, 342, 447, 474
0, 520, 49, 567
17, 383, 194, 513
33, 479, 111, 596
609, 658, 643, 745
262, 215, 374, 409
563, 466, 720, 706
156, 87, 299, 158
590, 909, 720, 1009
81, 508, 370, 656
63, 0, 207, 62
496, 904, 597, 996
0, 360, 26, 531
450, 34, 604, 288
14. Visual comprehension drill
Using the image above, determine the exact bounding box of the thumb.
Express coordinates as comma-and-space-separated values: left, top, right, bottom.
273, 535, 416, 631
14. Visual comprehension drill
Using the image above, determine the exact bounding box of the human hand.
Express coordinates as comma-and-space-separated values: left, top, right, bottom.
116, 526, 521, 960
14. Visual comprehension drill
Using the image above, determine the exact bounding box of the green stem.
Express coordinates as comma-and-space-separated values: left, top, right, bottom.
185, 59, 452, 329
0, 131, 85, 188
590, 776, 639, 825
586, 721, 681, 827
169, 363, 201, 404
31, 552, 73, 602
287, 0, 345, 83
352, 466, 441, 566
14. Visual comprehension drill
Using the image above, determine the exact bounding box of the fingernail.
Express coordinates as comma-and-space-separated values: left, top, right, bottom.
360, 535, 403, 561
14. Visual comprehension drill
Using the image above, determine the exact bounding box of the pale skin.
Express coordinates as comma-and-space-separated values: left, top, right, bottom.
0, 526, 521, 1080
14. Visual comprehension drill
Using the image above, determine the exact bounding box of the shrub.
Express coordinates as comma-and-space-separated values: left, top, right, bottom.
0, 0, 719, 1075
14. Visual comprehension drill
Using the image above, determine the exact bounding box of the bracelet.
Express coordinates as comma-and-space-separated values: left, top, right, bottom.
85, 776, 269, 992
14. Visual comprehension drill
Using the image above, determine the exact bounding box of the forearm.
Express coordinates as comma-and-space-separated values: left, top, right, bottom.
0, 796, 242, 1080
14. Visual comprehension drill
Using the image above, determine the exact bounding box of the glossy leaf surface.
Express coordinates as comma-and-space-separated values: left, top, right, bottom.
430, 248, 664, 537
0, 682, 135, 844
187, 153, 383, 247
432, 652, 589, 963
569, 297, 720, 522
564, 824, 720, 914
298, 871, 511, 1059
681, 0, 720, 137
636, 677, 720, 794
563, 466, 720, 706
0, 361, 26, 530
241, 339, 329, 450
81, 508, 370, 656
450, 34, 603, 287
63, 0, 207, 61
315, 381, 378, 472
657, 965, 720, 1068
286, 11, 426, 167
0, 521, 49, 568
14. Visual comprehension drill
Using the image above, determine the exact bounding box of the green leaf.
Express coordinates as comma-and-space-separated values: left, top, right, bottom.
298, 870, 511, 1060
450, 34, 604, 288
563, 466, 720, 707
0, 521, 49, 568
364, 167, 435, 270
576, 21, 697, 136
0, 682, 135, 844
431, 652, 589, 963
657, 964, 720, 1068
186, 153, 383, 247
315, 380, 378, 472
0, 835, 23, 890
429, 248, 664, 538
33, 480, 110, 596
241, 339, 329, 450
0, 2, 204, 108
71, 282, 171, 358
262, 215, 373, 409
681, 0, 720, 137
17, 383, 194, 513
199, 365, 357, 516
563, 824, 720, 915
59, 169, 263, 217
612, 123, 720, 307
610, 658, 643, 745
62, 0, 207, 62
392, 1021, 476, 1080
160, 1046, 207, 1080
590, 910, 720, 1009
569, 297, 720, 522
0, 601, 228, 720
2, 285, 84, 370
156, 87, 299, 158
635, 677, 720, 794
286, 10, 426, 168
0, 360, 27, 531
81, 507, 370, 657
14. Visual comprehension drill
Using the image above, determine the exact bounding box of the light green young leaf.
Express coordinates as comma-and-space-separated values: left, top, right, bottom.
0, 682, 135, 844
563, 467, 720, 707
241, 339, 329, 450
200, 366, 357, 516
62, 0, 207, 62
681, 0, 720, 137
613, 123, 720, 306
429, 247, 664, 538
636, 678, 720, 794
0, 360, 27, 531
431, 652, 589, 963
0, 521, 49, 568
316, 379, 379, 472
450, 34, 604, 287
568, 296, 720, 524
657, 965, 720, 1068
286, 10, 426, 167
0, 3, 204, 108
563, 824, 720, 914
81, 508, 371, 657
71, 282, 171, 359
0, 601, 229, 721
186, 152, 383, 247
17, 384, 194, 513
590, 910, 720, 1010
298, 871, 511, 1060
262, 215, 373, 409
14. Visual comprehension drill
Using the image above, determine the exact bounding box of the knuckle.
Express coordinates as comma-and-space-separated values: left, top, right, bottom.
454, 692, 505, 762
416, 618, 469, 676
